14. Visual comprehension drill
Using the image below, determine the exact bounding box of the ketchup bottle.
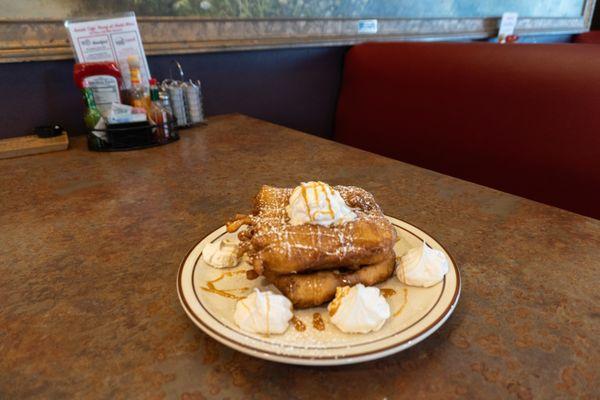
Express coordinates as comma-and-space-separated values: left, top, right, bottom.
74, 62, 123, 116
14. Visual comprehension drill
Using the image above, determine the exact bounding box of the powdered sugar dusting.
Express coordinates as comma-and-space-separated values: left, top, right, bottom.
228, 185, 396, 274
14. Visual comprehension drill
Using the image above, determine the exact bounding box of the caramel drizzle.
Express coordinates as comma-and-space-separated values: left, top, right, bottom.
328, 286, 349, 317
393, 288, 409, 317
291, 316, 306, 332
200, 270, 249, 300
312, 313, 325, 331
201, 282, 244, 300
300, 182, 336, 222
239, 298, 251, 313
397, 256, 406, 283
300, 184, 311, 221
320, 183, 335, 219
312, 182, 320, 204
380, 288, 396, 298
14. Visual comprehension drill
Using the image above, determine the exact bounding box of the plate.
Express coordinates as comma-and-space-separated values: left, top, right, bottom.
177, 216, 460, 366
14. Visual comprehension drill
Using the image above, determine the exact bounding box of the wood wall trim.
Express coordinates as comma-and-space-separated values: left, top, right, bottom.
0, 14, 591, 63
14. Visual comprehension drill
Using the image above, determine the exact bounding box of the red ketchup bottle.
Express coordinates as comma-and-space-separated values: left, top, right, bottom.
74, 62, 123, 117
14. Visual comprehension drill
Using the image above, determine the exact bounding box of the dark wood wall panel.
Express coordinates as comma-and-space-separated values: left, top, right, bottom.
0, 46, 347, 140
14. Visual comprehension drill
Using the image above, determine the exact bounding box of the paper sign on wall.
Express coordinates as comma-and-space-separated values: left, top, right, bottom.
65, 12, 150, 89
358, 19, 378, 34
498, 12, 518, 43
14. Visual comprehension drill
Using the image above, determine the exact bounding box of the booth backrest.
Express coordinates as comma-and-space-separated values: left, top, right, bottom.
335, 42, 600, 219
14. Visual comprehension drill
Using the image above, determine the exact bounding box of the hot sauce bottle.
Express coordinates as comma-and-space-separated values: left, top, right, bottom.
126, 55, 149, 110
147, 78, 174, 143
82, 85, 102, 130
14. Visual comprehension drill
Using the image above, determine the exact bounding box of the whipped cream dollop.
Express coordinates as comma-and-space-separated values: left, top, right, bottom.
234, 289, 293, 335
201, 238, 241, 269
397, 242, 449, 287
287, 181, 357, 226
327, 284, 390, 334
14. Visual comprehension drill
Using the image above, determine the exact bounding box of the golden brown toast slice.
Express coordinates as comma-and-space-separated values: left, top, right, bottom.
229, 185, 397, 275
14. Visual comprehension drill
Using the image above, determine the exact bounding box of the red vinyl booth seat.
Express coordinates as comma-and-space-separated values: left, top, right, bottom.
335, 42, 600, 219
574, 31, 600, 44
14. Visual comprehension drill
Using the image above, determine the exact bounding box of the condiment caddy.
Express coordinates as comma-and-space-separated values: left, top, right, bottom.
75, 57, 184, 151
67, 13, 205, 151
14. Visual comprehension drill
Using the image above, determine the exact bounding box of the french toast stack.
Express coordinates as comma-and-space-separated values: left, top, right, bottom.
227, 185, 397, 308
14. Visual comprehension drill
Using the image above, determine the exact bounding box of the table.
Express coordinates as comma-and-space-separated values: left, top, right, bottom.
1, 115, 598, 399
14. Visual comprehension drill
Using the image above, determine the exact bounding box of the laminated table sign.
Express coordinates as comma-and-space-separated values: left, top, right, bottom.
65, 12, 150, 90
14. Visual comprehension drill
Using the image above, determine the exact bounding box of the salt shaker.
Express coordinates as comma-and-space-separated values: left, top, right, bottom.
166, 82, 188, 127
183, 80, 205, 124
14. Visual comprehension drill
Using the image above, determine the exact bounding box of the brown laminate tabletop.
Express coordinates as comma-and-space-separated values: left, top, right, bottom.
1, 114, 598, 399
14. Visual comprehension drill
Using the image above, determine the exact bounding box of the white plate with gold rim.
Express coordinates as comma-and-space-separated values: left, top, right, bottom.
177, 216, 460, 366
